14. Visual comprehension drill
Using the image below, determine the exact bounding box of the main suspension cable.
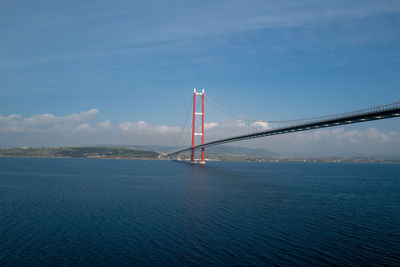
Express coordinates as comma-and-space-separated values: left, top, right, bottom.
175, 97, 193, 149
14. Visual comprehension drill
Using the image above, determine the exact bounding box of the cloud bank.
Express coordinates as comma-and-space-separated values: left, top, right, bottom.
0, 109, 180, 147
0, 109, 399, 158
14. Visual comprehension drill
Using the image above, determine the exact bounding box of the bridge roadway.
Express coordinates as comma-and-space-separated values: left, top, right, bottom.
167, 102, 400, 157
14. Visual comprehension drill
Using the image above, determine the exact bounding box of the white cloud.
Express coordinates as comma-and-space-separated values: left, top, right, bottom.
0, 109, 399, 158
365, 128, 391, 143
119, 120, 180, 135
252, 121, 270, 130
258, 127, 400, 155
205, 122, 219, 130
301, 127, 399, 144
23, 113, 56, 126
0, 108, 100, 133
65, 108, 99, 122
0, 109, 184, 147
0, 114, 21, 121
238, 126, 400, 157
97, 119, 111, 129
73, 123, 91, 132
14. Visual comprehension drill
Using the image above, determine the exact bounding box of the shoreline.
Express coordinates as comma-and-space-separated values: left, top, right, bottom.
1, 155, 399, 164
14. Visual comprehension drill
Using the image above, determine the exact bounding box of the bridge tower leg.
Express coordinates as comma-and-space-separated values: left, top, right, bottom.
190, 88, 206, 164
191, 89, 196, 163
201, 89, 205, 164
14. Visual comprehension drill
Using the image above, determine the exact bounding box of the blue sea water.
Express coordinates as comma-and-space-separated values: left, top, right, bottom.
0, 158, 399, 266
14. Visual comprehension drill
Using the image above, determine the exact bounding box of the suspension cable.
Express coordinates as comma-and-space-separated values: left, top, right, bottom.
175, 97, 193, 149
207, 94, 400, 124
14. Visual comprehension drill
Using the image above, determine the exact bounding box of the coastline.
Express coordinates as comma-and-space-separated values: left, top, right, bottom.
1, 155, 399, 164
1, 147, 399, 164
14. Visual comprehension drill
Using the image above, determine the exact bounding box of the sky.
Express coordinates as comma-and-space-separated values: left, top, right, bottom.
1, 0, 400, 157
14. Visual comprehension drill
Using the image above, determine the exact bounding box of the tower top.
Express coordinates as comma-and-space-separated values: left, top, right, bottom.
194, 88, 205, 95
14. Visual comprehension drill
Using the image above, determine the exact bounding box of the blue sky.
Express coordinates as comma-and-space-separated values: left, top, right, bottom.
1, 0, 400, 156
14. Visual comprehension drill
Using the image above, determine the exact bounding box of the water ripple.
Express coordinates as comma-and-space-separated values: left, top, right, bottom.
1, 158, 399, 265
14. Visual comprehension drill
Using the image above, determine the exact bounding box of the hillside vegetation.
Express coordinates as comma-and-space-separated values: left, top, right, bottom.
0, 147, 163, 160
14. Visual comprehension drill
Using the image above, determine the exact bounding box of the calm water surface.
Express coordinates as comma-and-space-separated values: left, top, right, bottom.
1, 158, 400, 266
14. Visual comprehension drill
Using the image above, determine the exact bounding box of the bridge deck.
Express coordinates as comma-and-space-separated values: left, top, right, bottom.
167, 103, 400, 157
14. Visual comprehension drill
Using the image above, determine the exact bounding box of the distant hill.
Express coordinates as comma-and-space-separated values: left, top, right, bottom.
2, 146, 398, 163
85, 145, 279, 159
58, 144, 279, 160
0, 147, 163, 160
131, 145, 279, 160
205, 145, 278, 159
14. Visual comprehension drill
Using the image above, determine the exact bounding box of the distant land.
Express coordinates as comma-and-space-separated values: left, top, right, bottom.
0, 146, 399, 163
0, 147, 163, 160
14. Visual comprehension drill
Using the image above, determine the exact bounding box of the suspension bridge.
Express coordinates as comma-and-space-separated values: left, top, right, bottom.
167, 89, 400, 164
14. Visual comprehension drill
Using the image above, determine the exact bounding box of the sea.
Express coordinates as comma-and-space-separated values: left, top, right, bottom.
1, 157, 399, 266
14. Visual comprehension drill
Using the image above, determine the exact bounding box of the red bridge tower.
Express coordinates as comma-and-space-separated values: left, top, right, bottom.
191, 88, 205, 164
